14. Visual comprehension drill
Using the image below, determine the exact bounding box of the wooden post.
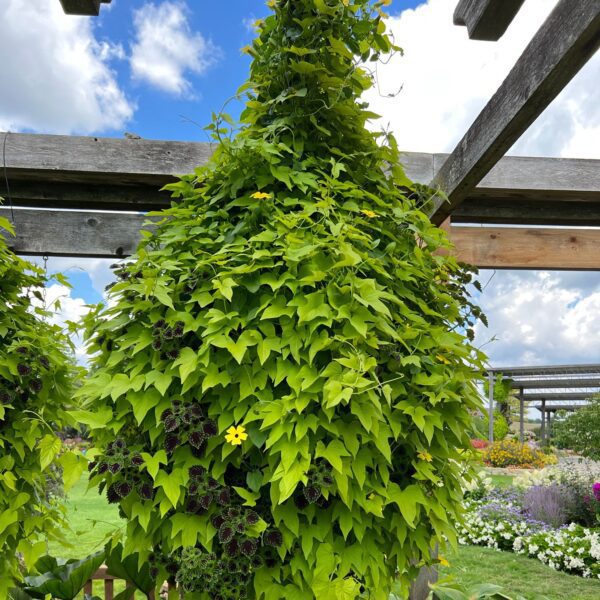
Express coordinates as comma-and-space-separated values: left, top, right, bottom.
488, 371, 495, 443
519, 387, 524, 443
540, 399, 546, 444
430, 0, 600, 224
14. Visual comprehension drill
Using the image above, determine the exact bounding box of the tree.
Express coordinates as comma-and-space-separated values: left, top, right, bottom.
553, 397, 600, 459
78, 1, 486, 598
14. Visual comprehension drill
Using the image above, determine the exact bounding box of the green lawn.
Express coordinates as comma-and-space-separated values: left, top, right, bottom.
441, 545, 600, 600
54, 476, 600, 599
487, 473, 514, 488
49, 475, 122, 559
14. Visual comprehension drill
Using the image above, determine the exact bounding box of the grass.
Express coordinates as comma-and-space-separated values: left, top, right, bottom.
48, 474, 122, 559
487, 473, 514, 488
441, 545, 600, 600
53, 476, 600, 599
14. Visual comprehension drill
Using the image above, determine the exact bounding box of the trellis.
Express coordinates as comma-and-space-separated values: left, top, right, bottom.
486, 364, 600, 443
6, 1, 600, 599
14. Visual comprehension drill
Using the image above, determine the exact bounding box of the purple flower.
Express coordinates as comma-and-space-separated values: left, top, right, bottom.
592, 482, 600, 501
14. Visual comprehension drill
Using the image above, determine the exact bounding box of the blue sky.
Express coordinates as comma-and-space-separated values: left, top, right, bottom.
91, 0, 424, 142
3, 0, 600, 368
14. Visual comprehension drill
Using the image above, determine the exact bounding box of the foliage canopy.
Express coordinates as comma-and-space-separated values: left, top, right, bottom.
79, 0, 485, 598
553, 397, 600, 460
0, 217, 80, 596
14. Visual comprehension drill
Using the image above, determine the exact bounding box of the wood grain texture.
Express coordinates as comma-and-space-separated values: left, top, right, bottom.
0, 208, 153, 258
448, 226, 600, 270
3, 133, 600, 224
1, 132, 215, 185
4, 207, 600, 269
453, 198, 600, 226
430, 0, 600, 224
454, 0, 526, 41
5, 180, 170, 211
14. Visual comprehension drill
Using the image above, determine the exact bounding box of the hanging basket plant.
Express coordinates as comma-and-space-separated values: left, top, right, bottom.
0, 218, 80, 596
79, 0, 485, 598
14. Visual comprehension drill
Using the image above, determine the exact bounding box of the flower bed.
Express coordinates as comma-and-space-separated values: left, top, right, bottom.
514, 524, 600, 579
483, 440, 545, 469
459, 466, 600, 579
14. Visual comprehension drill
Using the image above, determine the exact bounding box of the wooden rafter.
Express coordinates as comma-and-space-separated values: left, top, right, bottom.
454, 0, 526, 41
58, 0, 111, 16
3, 207, 600, 270
1, 133, 599, 266
447, 225, 600, 270
430, 0, 600, 224
2, 133, 599, 216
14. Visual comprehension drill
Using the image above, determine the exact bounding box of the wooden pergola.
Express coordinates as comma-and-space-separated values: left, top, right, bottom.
1, 0, 597, 270
7, 2, 600, 599
486, 365, 600, 444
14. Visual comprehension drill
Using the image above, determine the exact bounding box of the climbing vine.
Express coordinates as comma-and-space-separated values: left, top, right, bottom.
0, 218, 80, 596
79, 0, 485, 598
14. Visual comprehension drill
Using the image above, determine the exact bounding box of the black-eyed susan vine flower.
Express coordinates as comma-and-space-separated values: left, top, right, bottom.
418, 451, 433, 462
225, 425, 248, 446
360, 209, 378, 218
251, 191, 272, 200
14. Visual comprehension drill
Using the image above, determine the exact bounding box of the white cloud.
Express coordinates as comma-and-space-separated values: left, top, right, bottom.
367, 0, 600, 158
130, 1, 219, 96
0, 0, 133, 134
474, 271, 600, 367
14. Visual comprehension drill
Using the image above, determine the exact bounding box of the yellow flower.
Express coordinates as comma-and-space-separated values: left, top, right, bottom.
417, 451, 433, 462
225, 425, 248, 446
251, 191, 272, 200
360, 209, 378, 218
438, 556, 450, 567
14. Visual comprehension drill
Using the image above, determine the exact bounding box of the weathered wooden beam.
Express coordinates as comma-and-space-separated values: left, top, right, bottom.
454, 0, 526, 41
503, 378, 600, 390
4, 207, 600, 271
1, 133, 214, 186
0, 209, 151, 258
59, 0, 111, 16
453, 198, 600, 226
448, 226, 600, 270
3, 134, 600, 223
430, 0, 600, 224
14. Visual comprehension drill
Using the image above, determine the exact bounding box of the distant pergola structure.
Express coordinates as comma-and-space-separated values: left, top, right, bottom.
486, 364, 600, 443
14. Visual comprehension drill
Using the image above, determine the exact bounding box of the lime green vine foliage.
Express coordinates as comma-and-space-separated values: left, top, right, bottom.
79, 0, 485, 598
0, 218, 79, 596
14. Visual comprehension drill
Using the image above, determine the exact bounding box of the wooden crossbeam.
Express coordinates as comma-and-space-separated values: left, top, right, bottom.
503, 378, 600, 390
0, 209, 150, 258
2, 134, 599, 223
526, 392, 595, 401
430, 0, 600, 224
59, 0, 111, 16
3, 207, 600, 271
454, 0, 526, 41
448, 226, 600, 270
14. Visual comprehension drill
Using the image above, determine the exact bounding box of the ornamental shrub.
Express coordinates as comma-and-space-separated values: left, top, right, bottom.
78, 1, 485, 598
484, 440, 545, 469
553, 396, 600, 459
0, 217, 80, 595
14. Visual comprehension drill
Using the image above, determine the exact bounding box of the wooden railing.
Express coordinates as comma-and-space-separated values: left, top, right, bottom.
85, 567, 158, 599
